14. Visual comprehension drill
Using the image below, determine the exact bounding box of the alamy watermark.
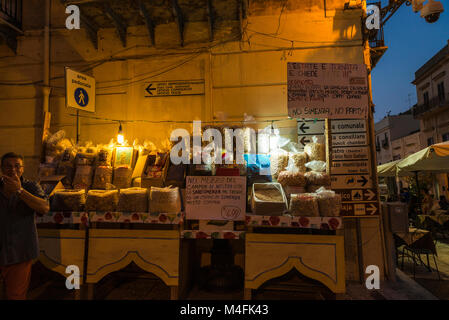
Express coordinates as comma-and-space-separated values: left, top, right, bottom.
65, 4, 382, 31
169, 121, 279, 175
65, 5, 80, 30
365, 265, 380, 290
65, 265, 80, 290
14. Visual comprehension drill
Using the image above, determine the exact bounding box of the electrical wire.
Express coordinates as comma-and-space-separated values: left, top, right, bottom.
67, 113, 295, 125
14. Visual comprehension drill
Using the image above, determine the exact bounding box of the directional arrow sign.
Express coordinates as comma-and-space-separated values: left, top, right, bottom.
297, 119, 325, 135
336, 189, 378, 202
339, 202, 379, 216
331, 175, 373, 189
357, 175, 368, 187
330, 119, 366, 133
299, 122, 310, 134
144, 80, 205, 97
332, 132, 367, 147
146, 83, 156, 95
299, 136, 311, 146
331, 160, 371, 175
332, 146, 369, 161
364, 189, 376, 201
366, 203, 378, 215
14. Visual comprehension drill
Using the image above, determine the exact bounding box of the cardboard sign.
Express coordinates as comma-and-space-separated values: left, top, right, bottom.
331, 160, 371, 175
332, 146, 369, 161
65, 68, 96, 113
186, 176, 246, 221
287, 63, 369, 119
340, 202, 379, 216
331, 174, 372, 189
332, 132, 367, 147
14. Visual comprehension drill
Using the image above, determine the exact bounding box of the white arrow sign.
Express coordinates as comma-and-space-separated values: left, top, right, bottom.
366, 203, 378, 215
364, 189, 376, 201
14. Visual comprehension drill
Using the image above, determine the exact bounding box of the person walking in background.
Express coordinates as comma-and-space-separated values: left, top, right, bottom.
0, 153, 49, 300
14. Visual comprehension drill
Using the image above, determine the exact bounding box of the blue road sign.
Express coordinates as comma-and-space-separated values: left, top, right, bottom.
74, 87, 89, 107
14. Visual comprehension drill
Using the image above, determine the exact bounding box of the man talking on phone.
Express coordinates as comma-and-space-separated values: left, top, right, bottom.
0, 152, 49, 299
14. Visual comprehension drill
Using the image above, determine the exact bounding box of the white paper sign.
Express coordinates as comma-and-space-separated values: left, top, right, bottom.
65, 68, 96, 113
186, 176, 246, 221
287, 63, 369, 119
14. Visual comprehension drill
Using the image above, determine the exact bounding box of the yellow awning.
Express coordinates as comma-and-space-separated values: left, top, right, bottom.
397, 141, 449, 174
377, 160, 400, 177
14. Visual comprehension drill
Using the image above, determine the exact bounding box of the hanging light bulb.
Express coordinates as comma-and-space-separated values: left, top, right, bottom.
117, 122, 124, 145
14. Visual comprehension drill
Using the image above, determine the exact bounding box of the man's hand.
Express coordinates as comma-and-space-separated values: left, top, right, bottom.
2, 173, 21, 194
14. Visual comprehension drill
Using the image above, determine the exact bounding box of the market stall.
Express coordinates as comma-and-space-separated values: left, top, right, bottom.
33, 62, 382, 299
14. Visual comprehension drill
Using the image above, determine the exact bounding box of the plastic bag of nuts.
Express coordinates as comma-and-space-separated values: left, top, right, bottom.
92, 166, 113, 189
269, 151, 289, 180
304, 171, 330, 186
287, 152, 308, 173
289, 193, 319, 217
113, 166, 133, 189
277, 171, 306, 188
85, 189, 119, 212
73, 165, 94, 190
118, 188, 148, 212
316, 187, 342, 217
51, 189, 86, 212
304, 136, 325, 162
150, 186, 181, 214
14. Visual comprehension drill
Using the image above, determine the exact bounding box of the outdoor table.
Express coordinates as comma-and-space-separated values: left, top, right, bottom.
418, 213, 449, 226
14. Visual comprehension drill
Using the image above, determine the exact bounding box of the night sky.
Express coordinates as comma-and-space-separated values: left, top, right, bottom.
371, 0, 449, 122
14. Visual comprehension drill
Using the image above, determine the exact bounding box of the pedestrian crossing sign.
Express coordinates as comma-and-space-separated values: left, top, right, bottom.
65, 67, 96, 113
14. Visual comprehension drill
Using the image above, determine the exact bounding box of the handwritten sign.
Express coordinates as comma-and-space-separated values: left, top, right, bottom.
287, 63, 369, 119
186, 176, 246, 221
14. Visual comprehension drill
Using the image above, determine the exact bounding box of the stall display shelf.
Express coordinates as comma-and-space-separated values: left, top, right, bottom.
245, 214, 342, 230
37, 212, 184, 225
181, 230, 245, 239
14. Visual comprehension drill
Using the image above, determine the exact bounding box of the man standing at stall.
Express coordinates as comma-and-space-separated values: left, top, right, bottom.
0, 152, 49, 300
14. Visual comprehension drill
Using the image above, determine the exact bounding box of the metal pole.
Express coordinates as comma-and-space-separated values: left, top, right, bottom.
76, 110, 80, 144
415, 171, 421, 214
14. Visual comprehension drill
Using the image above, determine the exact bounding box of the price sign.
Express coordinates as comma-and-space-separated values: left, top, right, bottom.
186, 176, 246, 221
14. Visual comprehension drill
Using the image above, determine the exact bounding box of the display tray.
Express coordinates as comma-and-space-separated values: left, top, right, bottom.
181, 230, 245, 240
36, 212, 184, 225
245, 214, 342, 230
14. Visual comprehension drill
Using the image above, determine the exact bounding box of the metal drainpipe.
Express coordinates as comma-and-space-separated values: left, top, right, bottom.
43, 0, 51, 115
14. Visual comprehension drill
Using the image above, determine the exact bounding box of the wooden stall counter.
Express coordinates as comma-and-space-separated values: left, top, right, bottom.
244, 233, 345, 299
37, 212, 182, 300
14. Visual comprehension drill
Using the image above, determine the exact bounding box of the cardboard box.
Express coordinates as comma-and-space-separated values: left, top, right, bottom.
39, 175, 65, 197
141, 159, 169, 188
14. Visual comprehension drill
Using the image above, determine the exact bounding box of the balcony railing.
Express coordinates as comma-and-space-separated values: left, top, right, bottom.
0, 0, 22, 30
413, 96, 449, 118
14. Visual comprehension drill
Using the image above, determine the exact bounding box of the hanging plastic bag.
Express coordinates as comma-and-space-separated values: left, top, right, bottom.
305, 160, 326, 172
